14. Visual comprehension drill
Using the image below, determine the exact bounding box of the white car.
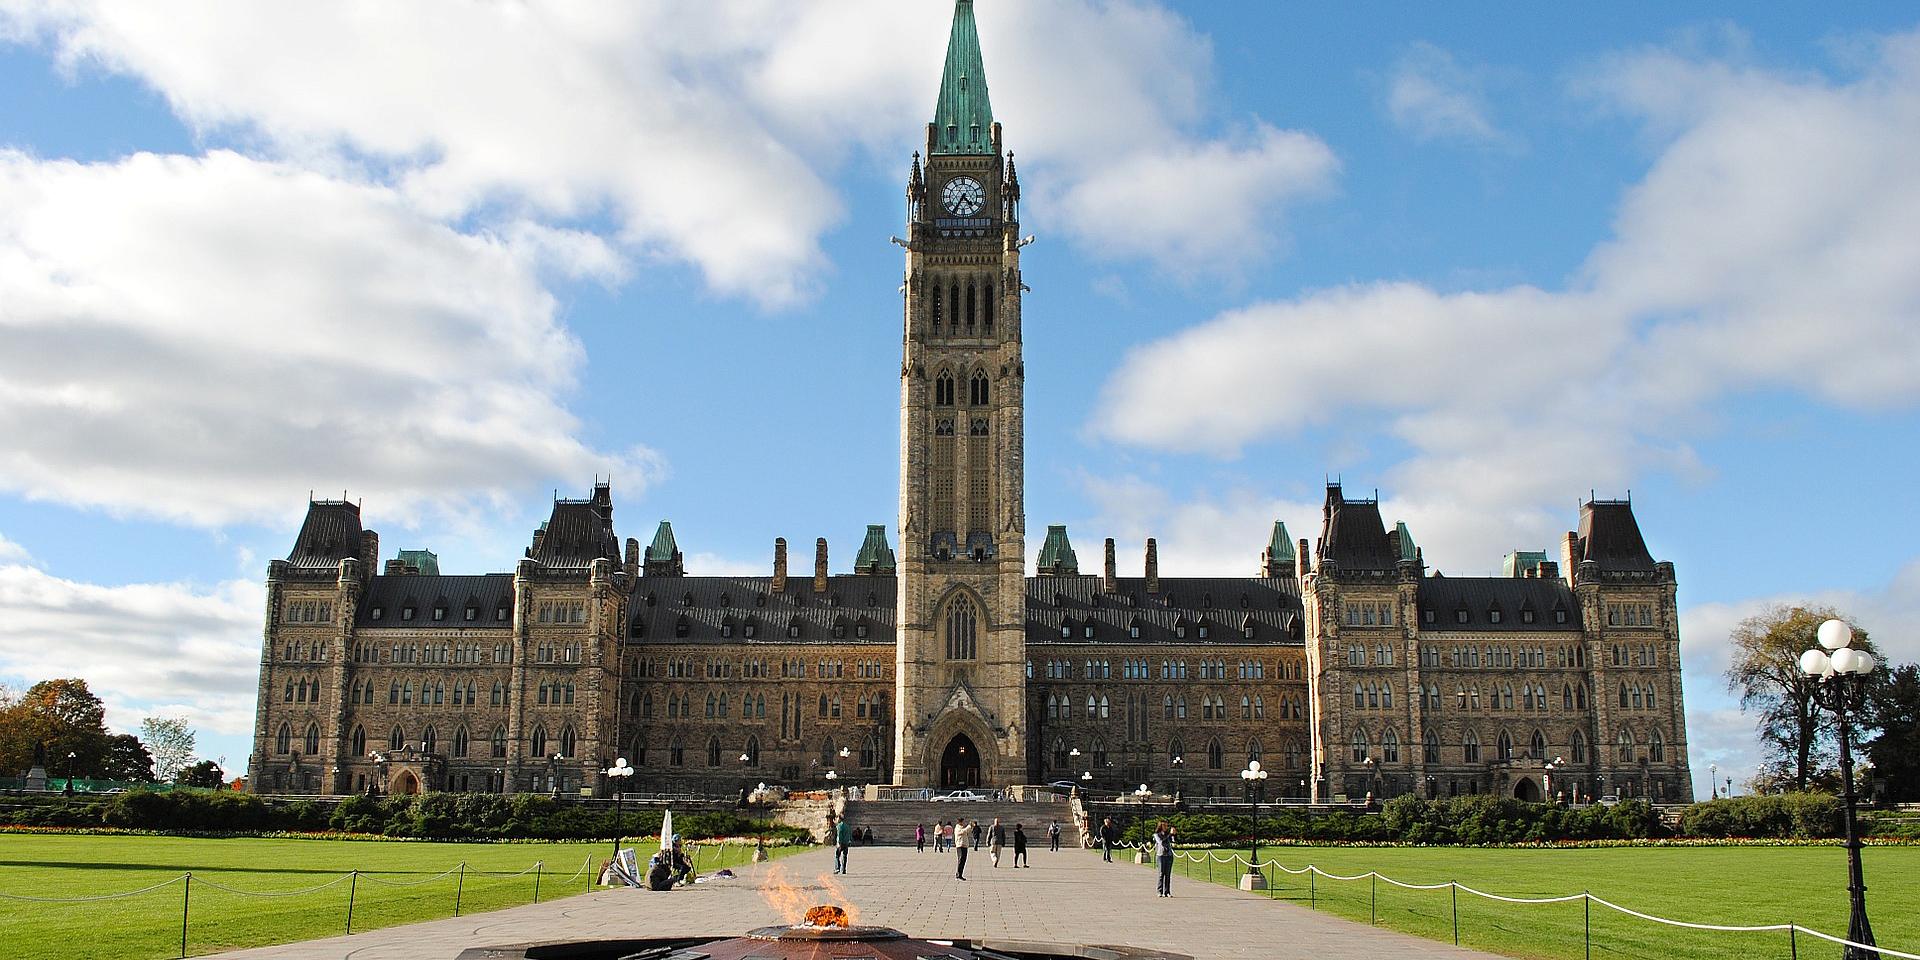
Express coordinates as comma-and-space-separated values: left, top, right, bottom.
1597, 795, 1621, 807
934, 790, 988, 802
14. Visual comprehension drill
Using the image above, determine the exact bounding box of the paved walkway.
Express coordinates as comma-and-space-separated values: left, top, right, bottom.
209, 846, 1505, 960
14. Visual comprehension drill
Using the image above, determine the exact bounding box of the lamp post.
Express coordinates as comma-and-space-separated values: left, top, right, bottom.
549, 753, 563, 797
1239, 760, 1268, 889
1799, 618, 1880, 960
1362, 755, 1378, 807
64, 751, 77, 795
1709, 763, 1718, 800
604, 757, 634, 866
1133, 783, 1151, 841
1544, 756, 1563, 804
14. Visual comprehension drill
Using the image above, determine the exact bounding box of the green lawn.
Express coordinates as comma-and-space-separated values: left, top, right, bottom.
1144, 844, 1919, 960
0, 834, 802, 960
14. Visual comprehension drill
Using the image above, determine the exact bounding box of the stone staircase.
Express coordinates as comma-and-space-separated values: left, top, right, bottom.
838, 798, 1080, 848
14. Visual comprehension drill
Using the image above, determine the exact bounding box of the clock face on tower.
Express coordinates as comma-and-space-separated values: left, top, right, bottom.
941, 176, 987, 217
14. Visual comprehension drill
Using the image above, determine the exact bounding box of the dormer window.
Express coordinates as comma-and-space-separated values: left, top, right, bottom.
1488, 608, 1502, 624
856, 623, 870, 639
1060, 623, 1072, 639
1083, 624, 1095, 639
1455, 608, 1468, 624
1521, 609, 1536, 624
432, 606, 447, 621
1554, 608, 1568, 624
496, 606, 509, 622
370, 606, 384, 621
743, 622, 757, 639
1197, 624, 1210, 639
464, 606, 478, 621
1422, 608, 1435, 624
402, 606, 416, 621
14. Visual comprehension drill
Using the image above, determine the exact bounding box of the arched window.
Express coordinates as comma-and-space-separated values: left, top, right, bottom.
1463, 730, 1480, 763
1563, 684, 1574, 711
822, 738, 838, 766
1572, 730, 1587, 763
983, 282, 995, 330
1530, 729, 1546, 760
1619, 683, 1630, 708
707, 737, 721, 767
422, 726, 438, 755
1350, 729, 1370, 763
559, 726, 577, 758
1207, 739, 1223, 769
969, 371, 990, 406
1497, 730, 1514, 761
1649, 728, 1666, 762
1168, 738, 1184, 766
351, 725, 366, 756
945, 594, 978, 660
1353, 682, 1364, 709
935, 370, 955, 406
530, 726, 547, 758
860, 735, 878, 769
1616, 729, 1635, 762
1382, 728, 1400, 763
744, 735, 760, 767
1645, 685, 1657, 710
301, 722, 319, 756
931, 281, 943, 328
275, 723, 291, 755
390, 726, 406, 751
1423, 728, 1439, 764
453, 727, 469, 758
492, 726, 507, 758
1577, 683, 1589, 710
1382, 682, 1394, 709
1247, 737, 1263, 762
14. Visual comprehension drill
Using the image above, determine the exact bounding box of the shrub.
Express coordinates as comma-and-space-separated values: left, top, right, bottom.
1678, 794, 1841, 839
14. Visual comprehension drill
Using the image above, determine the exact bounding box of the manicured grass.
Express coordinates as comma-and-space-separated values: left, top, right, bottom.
1142, 844, 1920, 960
0, 834, 802, 959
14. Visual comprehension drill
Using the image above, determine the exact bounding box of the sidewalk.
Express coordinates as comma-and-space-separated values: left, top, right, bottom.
208, 845, 1508, 960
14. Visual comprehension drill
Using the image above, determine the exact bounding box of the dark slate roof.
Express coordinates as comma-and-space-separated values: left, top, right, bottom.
626, 575, 898, 645
529, 486, 620, 569
1577, 500, 1656, 573
287, 501, 364, 569
1416, 576, 1582, 632
1025, 576, 1304, 645
356, 574, 515, 627
1318, 486, 1397, 572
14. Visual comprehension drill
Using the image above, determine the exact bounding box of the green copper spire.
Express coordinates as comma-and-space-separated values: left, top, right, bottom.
931, 0, 994, 155
1395, 521, 1419, 563
855, 524, 897, 575
646, 521, 678, 563
1036, 524, 1079, 576
1267, 522, 1295, 562
396, 549, 439, 576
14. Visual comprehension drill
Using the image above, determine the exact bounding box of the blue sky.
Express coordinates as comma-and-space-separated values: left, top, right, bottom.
1, 2, 1916, 794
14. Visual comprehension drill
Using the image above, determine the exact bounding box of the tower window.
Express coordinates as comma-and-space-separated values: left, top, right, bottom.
983, 283, 994, 332
969, 373, 990, 406
945, 594, 978, 660
936, 372, 955, 406
931, 282, 943, 329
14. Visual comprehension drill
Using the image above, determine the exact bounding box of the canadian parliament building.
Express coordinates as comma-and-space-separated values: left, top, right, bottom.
250, 1, 1693, 806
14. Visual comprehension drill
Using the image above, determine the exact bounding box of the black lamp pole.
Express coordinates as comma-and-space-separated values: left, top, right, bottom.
1826, 675, 1877, 959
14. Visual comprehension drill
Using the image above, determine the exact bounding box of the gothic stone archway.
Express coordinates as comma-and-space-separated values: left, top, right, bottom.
1513, 776, 1542, 803
391, 770, 422, 796
940, 733, 982, 789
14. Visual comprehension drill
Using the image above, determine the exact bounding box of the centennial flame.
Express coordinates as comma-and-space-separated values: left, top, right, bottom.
804, 905, 850, 928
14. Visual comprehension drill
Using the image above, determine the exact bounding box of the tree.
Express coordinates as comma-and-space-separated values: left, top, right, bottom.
139, 716, 197, 783
1724, 605, 1878, 791
1865, 663, 1920, 803
0, 678, 112, 777
177, 760, 225, 789
100, 734, 156, 782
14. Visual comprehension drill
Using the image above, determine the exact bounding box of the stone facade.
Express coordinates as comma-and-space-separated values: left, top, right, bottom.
247, 1, 1691, 804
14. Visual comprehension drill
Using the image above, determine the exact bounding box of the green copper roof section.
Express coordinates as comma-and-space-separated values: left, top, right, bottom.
1395, 521, 1419, 562
396, 549, 439, 576
1501, 550, 1549, 578
646, 521, 678, 563
1036, 524, 1079, 575
931, 0, 994, 155
1267, 521, 1295, 561
855, 524, 897, 574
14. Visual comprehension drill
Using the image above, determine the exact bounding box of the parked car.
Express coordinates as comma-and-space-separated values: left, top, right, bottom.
934, 790, 988, 802
1598, 795, 1621, 807
1045, 781, 1079, 791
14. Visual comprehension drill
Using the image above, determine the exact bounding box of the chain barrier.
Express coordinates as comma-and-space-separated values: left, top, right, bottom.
0, 873, 184, 902
1165, 849, 1918, 960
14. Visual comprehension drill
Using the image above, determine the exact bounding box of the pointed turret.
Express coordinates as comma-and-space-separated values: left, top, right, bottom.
1035, 524, 1079, 577
644, 520, 684, 577
1261, 521, 1296, 579
855, 524, 897, 576
931, 0, 994, 155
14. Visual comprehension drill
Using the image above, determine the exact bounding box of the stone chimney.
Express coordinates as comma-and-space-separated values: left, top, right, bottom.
1297, 539, 1311, 579
1561, 531, 1581, 588
773, 538, 788, 593
813, 538, 829, 593
1144, 538, 1160, 595
360, 530, 379, 573
624, 537, 640, 580
1103, 538, 1117, 592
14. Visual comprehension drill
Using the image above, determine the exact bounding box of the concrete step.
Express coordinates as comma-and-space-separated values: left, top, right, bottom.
839, 799, 1080, 847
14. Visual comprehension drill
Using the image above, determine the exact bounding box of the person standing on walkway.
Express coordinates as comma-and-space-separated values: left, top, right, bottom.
972, 816, 983, 851
833, 817, 852, 874
954, 819, 973, 879
989, 817, 1005, 867
1047, 821, 1061, 852
916, 823, 926, 852
1012, 823, 1029, 867
1151, 821, 1176, 897
1100, 818, 1119, 862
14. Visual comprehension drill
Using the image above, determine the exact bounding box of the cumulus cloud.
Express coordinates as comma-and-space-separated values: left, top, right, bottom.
0, 534, 27, 564
0, 562, 263, 737
0, 1, 1332, 293
0, 149, 651, 527
1387, 42, 1515, 147
1096, 30, 1920, 564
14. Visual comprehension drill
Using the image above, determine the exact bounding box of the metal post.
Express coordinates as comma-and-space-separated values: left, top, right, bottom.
584, 855, 592, 892
1310, 870, 1316, 910
1790, 925, 1798, 960
1370, 873, 1377, 925
345, 871, 357, 935
533, 861, 542, 904
1835, 689, 1878, 960
1207, 856, 1212, 883
1451, 882, 1459, 945
454, 863, 465, 917
180, 873, 191, 960
1584, 892, 1591, 960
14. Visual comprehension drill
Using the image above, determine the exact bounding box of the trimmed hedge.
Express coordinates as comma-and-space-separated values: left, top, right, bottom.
1676, 793, 1842, 839
0, 789, 807, 842
1120, 795, 1665, 846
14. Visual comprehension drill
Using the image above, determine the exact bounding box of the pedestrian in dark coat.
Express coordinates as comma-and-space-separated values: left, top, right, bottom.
1152, 821, 1176, 897
1047, 821, 1061, 851
1012, 824, 1029, 867
1100, 818, 1119, 862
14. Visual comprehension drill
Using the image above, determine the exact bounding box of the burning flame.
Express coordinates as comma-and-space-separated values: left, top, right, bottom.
758, 862, 861, 928
804, 905, 850, 928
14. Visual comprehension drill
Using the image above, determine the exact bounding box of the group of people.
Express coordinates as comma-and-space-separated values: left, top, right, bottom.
1094, 816, 1180, 897
827, 812, 1180, 897
643, 838, 694, 891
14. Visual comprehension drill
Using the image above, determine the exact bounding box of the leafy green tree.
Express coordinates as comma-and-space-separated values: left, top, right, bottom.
100, 734, 156, 782
0, 678, 112, 776
1724, 605, 1877, 791
139, 716, 196, 783
1865, 663, 1920, 803
176, 759, 225, 789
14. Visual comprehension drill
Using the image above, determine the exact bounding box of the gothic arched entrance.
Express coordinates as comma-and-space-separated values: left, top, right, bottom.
392, 770, 422, 796
940, 734, 981, 789
1513, 776, 1542, 802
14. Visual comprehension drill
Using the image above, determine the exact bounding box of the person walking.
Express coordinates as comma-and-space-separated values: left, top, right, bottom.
916, 823, 926, 852
833, 816, 852, 874
1047, 821, 1061, 852
1152, 821, 1176, 897
1012, 823, 1029, 867
988, 817, 1005, 867
1100, 818, 1119, 863
954, 819, 973, 880
972, 816, 983, 851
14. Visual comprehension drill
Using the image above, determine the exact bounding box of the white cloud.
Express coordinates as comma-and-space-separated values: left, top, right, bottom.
0, 1, 1333, 291
1066, 474, 1319, 579
0, 562, 263, 737
0, 149, 652, 527
0, 534, 27, 563
1387, 42, 1514, 147
1095, 30, 1920, 565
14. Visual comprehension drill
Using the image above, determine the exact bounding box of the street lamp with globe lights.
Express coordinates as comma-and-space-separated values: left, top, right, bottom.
603, 757, 634, 864
1133, 783, 1151, 842
1240, 759, 1268, 888
1544, 756, 1564, 804
1799, 618, 1879, 959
